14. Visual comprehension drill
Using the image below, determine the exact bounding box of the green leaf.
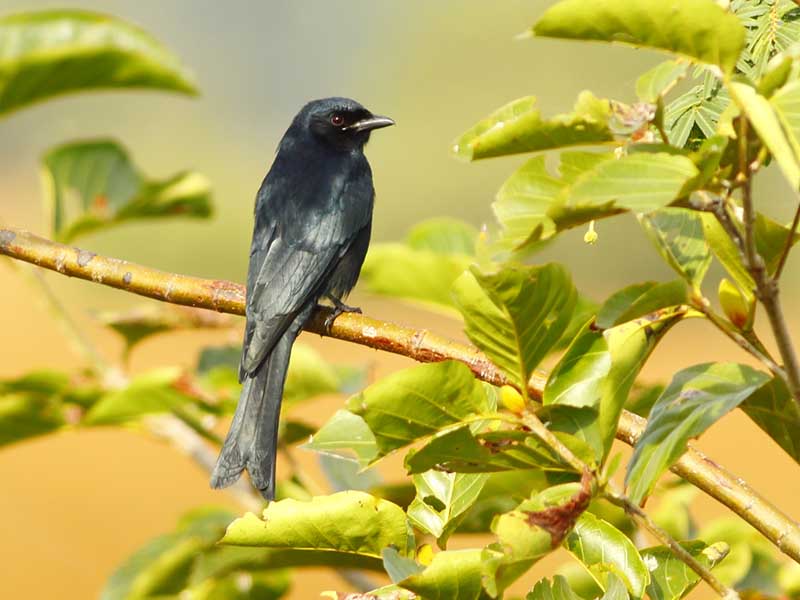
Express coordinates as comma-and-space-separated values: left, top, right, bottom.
772, 78, 800, 162
453, 264, 576, 388
700, 212, 756, 304
405, 425, 590, 474
565, 512, 649, 599
360, 217, 477, 310
636, 61, 690, 103
0, 392, 66, 447
493, 151, 697, 251
452, 92, 614, 161
407, 471, 489, 548
485, 481, 593, 597
728, 81, 800, 188
697, 517, 777, 588
101, 508, 234, 600
361, 243, 471, 310
304, 409, 378, 468
664, 84, 731, 148
596, 281, 688, 329
398, 549, 491, 600
533, 0, 745, 75
0, 10, 196, 117
43, 139, 212, 243
526, 575, 585, 600
382, 547, 424, 584
186, 570, 290, 600
650, 483, 698, 541
346, 361, 491, 459
626, 362, 770, 503
741, 376, 800, 465
406, 217, 478, 255
458, 470, 563, 535
220, 492, 415, 565
755, 211, 800, 275
283, 344, 340, 407
641, 541, 729, 600
640, 208, 711, 288
98, 305, 233, 355
562, 153, 698, 213
545, 309, 684, 462
0, 371, 75, 446
318, 453, 381, 492
84, 367, 195, 425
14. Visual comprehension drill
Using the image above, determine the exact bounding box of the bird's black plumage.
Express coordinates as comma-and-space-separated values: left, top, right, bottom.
210, 97, 393, 499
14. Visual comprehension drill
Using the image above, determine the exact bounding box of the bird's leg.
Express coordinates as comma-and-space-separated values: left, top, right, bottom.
323, 294, 362, 330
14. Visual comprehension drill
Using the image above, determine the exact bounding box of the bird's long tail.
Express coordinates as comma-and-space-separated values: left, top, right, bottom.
210, 330, 295, 500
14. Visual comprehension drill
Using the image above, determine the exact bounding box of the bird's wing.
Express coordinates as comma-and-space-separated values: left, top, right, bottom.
239, 176, 370, 378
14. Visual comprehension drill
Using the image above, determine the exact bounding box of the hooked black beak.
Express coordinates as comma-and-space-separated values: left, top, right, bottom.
345, 115, 395, 132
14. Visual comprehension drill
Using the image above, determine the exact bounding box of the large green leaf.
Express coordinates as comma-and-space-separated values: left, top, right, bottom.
452, 92, 614, 161
561, 153, 698, 213
484, 482, 592, 597
360, 218, 477, 310
728, 81, 800, 188
404, 425, 591, 474
533, 0, 745, 75
101, 508, 234, 600
84, 367, 196, 425
452, 264, 576, 388
596, 281, 688, 329
741, 376, 800, 465
0, 10, 196, 116
220, 492, 414, 565
772, 78, 800, 162
346, 361, 491, 459
544, 309, 685, 461
398, 549, 491, 600
493, 151, 697, 251
641, 541, 729, 600
361, 244, 471, 310
626, 362, 770, 503
640, 208, 711, 289
405, 217, 478, 255
303, 409, 378, 468
407, 471, 489, 548
564, 512, 649, 599
43, 139, 212, 243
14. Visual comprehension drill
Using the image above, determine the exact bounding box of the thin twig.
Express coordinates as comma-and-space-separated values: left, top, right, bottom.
604, 491, 739, 600
2, 226, 800, 563
735, 116, 800, 407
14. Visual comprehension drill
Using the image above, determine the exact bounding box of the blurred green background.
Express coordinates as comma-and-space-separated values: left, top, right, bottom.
1, 1, 798, 598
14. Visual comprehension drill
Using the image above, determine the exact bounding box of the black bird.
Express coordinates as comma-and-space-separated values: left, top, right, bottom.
210, 98, 394, 500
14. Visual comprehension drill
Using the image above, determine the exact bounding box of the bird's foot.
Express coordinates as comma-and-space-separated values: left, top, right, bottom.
323, 295, 362, 330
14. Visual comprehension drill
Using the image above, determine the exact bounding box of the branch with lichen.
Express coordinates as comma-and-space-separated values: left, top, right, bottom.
2, 225, 799, 565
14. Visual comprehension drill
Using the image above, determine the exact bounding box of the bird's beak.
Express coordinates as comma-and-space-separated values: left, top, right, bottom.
345, 115, 395, 132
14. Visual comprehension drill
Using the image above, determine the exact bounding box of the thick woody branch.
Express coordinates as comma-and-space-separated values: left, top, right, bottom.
2, 226, 799, 563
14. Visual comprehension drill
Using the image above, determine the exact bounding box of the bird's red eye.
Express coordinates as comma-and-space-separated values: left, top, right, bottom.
330, 114, 345, 126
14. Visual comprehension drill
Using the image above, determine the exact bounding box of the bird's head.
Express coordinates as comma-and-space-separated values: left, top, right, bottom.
293, 97, 394, 152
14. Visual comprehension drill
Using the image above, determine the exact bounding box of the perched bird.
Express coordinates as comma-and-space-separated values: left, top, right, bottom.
211, 97, 394, 500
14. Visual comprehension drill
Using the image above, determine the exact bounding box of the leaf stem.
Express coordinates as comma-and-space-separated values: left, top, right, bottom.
603, 490, 739, 600
2, 226, 800, 563
774, 201, 800, 279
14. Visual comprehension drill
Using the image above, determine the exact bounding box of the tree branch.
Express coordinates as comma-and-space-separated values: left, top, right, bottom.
2, 226, 799, 564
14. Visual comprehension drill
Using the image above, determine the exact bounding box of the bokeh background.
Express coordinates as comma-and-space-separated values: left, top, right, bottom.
0, 1, 798, 598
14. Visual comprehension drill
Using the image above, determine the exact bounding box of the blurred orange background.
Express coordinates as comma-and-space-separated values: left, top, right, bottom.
1, 1, 799, 598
